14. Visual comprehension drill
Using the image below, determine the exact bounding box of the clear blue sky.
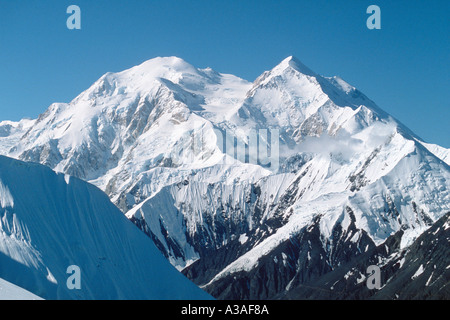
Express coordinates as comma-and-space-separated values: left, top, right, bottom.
0, 0, 449, 147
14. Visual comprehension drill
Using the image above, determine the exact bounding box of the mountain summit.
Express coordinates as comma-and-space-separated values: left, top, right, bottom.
273, 55, 317, 76
0, 56, 449, 299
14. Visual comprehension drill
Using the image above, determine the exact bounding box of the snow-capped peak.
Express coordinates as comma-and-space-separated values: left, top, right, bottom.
273, 55, 317, 77
117, 56, 201, 84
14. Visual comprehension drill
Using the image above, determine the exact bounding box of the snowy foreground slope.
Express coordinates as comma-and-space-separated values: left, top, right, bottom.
0, 278, 43, 300
0, 56, 449, 299
0, 155, 210, 300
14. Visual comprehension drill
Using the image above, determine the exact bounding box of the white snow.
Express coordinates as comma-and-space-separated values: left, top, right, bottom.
397, 257, 406, 269
411, 265, 425, 280
0, 181, 14, 208
417, 139, 450, 166
0, 278, 43, 300
239, 234, 248, 244
425, 272, 434, 287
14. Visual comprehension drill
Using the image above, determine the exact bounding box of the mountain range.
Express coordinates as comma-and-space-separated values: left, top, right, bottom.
0, 56, 448, 299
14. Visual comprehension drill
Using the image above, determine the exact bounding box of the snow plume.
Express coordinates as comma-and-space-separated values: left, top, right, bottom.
0, 180, 14, 208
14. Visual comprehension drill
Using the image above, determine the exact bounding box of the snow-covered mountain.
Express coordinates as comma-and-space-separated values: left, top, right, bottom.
0, 155, 211, 300
0, 278, 43, 300
0, 56, 448, 299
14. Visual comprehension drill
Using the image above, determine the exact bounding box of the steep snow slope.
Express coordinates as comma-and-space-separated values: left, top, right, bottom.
0, 155, 210, 300
0, 278, 43, 300
417, 139, 450, 165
